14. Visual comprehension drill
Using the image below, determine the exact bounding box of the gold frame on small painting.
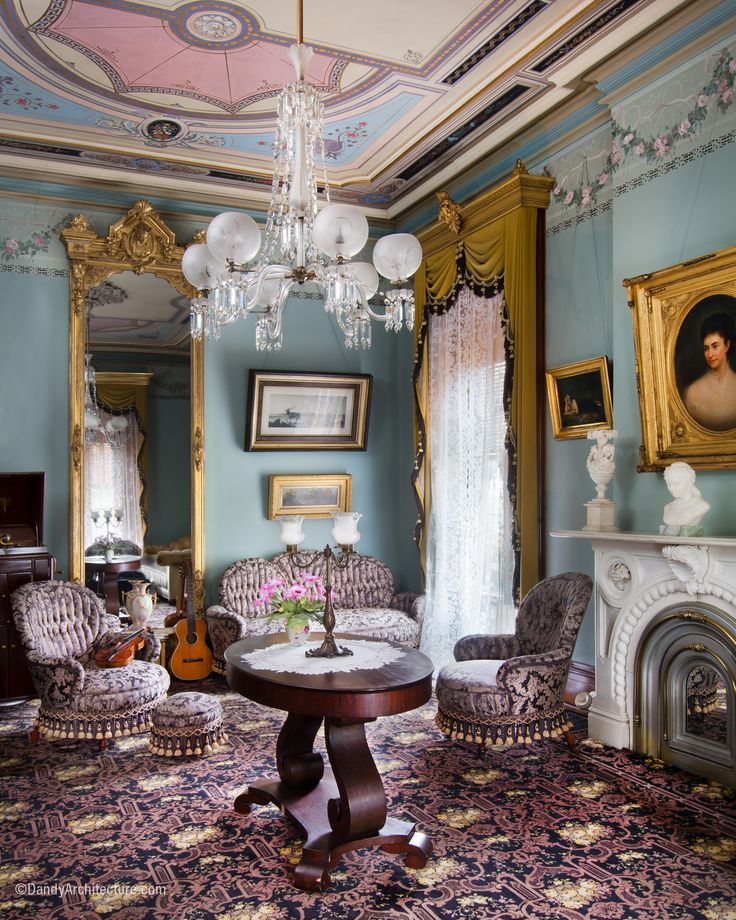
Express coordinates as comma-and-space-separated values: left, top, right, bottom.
625, 244, 736, 471
545, 357, 613, 440
268, 474, 352, 520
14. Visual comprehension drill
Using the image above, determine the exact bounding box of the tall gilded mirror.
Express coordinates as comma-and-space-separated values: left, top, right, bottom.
62, 201, 205, 609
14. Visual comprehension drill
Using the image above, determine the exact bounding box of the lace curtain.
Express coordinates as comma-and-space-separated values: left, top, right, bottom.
420, 286, 516, 671
84, 406, 144, 552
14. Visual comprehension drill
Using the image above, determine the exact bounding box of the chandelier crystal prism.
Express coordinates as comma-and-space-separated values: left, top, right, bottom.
183, 5, 422, 351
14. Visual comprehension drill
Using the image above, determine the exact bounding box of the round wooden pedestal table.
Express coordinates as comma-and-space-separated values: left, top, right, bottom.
84, 555, 142, 616
225, 633, 434, 892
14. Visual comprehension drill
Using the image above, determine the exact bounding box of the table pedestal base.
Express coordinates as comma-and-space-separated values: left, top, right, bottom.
235, 771, 431, 891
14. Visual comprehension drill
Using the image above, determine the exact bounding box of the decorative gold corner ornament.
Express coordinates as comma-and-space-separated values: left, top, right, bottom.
70, 425, 82, 474
436, 191, 462, 235
512, 159, 529, 176
191, 229, 207, 245
193, 426, 204, 471
193, 569, 206, 614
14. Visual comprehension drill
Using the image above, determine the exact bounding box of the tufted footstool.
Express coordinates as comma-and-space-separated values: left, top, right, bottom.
148, 692, 227, 756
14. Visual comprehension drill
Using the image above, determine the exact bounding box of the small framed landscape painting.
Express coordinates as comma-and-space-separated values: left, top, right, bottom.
546, 356, 613, 439
267, 474, 352, 520
245, 371, 372, 451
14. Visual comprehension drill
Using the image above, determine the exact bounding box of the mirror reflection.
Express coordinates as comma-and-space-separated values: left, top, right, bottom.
82, 270, 191, 617
686, 665, 728, 745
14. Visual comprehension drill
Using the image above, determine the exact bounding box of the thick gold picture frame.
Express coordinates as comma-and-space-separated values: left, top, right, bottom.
625, 244, 736, 471
545, 356, 613, 439
268, 474, 352, 519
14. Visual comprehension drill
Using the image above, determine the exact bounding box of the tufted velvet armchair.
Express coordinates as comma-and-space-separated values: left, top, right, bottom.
12, 581, 169, 750
435, 572, 593, 749
206, 551, 425, 674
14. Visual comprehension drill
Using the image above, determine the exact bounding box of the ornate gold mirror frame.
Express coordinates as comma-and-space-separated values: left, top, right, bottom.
62, 201, 205, 609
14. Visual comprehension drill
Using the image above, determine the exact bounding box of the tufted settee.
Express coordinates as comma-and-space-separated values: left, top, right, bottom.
12, 580, 169, 749
206, 551, 425, 674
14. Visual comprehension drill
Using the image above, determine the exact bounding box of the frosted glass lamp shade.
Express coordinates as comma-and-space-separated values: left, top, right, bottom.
106, 416, 129, 433
279, 516, 305, 550
351, 262, 379, 298
331, 511, 361, 548
372, 233, 422, 282
314, 204, 369, 259
206, 211, 261, 264
182, 244, 226, 291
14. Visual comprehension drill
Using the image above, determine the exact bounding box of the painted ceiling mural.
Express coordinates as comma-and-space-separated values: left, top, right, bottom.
0, 0, 690, 212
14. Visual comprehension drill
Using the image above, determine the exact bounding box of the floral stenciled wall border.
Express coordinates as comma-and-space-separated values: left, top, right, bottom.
0, 214, 72, 262
541, 46, 736, 217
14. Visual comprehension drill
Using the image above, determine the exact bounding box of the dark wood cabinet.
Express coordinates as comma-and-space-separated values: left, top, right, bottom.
0, 551, 54, 702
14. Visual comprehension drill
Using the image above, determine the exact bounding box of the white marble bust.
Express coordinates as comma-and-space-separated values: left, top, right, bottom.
661, 462, 710, 534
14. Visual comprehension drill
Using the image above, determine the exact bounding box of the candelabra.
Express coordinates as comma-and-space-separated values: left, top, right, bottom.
292, 545, 354, 659
276, 511, 362, 658
90, 507, 123, 543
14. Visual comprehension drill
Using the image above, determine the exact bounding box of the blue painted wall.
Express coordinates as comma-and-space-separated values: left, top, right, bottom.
0, 271, 70, 573
203, 296, 421, 603
544, 88, 736, 663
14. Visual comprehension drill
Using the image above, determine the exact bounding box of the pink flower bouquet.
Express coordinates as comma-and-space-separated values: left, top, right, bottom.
257, 573, 326, 631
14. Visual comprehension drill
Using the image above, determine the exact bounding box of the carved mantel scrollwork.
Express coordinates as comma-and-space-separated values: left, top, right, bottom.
661, 544, 709, 595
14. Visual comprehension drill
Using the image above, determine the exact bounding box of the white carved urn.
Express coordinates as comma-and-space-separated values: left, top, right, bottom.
586, 429, 618, 500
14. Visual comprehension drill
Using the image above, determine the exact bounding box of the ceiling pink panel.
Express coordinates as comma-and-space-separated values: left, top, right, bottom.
52, 26, 183, 85
49, 0, 161, 32
130, 46, 232, 103
226, 42, 337, 93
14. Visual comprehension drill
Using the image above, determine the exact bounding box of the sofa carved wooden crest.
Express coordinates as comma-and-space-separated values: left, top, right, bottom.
206, 552, 425, 674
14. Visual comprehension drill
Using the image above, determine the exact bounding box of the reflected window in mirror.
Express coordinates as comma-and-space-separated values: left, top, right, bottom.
85, 404, 144, 555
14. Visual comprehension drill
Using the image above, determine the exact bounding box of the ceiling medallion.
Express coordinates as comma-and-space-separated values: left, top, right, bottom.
140, 118, 186, 145
186, 11, 242, 42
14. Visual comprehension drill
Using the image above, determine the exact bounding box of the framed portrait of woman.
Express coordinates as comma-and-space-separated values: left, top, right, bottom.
626, 243, 736, 471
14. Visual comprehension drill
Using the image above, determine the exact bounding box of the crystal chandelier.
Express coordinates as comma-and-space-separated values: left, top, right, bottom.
182, 4, 423, 351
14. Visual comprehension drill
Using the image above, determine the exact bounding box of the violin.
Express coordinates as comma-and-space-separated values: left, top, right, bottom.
94, 629, 146, 668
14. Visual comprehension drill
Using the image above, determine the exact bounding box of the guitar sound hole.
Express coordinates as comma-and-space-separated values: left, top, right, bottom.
187, 632, 198, 644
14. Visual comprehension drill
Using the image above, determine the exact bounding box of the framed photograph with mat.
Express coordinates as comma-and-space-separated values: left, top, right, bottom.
246, 371, 372, 451
625, 243, 736, 470
268, 474, 352, 519
545, 356, 613, 439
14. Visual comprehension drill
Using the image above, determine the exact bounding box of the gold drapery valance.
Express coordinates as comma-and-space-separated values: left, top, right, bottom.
95, 371, 152, 535
413, 163, 552, 600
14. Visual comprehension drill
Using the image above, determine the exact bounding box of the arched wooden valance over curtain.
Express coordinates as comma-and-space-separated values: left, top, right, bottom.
413, 162, 553, 601
95, 371, 152, 535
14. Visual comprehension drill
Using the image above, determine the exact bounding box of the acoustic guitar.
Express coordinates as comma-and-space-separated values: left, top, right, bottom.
169, 562, 213, 680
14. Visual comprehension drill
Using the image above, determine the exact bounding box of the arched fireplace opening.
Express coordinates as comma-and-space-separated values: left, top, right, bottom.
636, 606, 735, 787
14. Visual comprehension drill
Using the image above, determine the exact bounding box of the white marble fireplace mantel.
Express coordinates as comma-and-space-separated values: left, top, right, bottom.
552, 530, 736, 750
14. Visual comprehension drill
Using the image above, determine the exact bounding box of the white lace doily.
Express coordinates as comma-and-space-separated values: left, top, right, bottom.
240, 639, 406, 674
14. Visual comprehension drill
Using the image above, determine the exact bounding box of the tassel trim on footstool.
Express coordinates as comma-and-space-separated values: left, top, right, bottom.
36, 698, 164, 742
435, 706, 573, 748
148, 720, 228, 757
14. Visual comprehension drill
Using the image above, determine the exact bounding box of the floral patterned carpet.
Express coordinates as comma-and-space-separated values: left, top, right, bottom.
1, 679, 735, 919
